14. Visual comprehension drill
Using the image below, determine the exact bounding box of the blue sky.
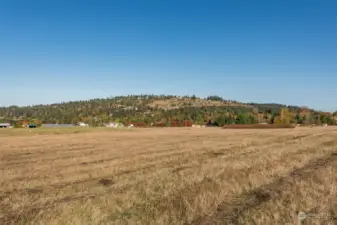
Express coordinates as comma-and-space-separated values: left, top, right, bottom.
0, 0, 336, 111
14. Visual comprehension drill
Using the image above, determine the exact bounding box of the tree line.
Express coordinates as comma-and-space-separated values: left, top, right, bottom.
0, 95, 336, 127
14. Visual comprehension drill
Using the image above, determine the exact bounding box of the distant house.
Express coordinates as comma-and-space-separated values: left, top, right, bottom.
0, 123, 10, 128
105, 122, 124, 128
77, 122, 89, 127
28, 124, 37, 128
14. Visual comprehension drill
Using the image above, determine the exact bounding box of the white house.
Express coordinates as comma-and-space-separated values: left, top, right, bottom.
0, 123, 10, 128
78, 122, 89, 127
105, 122, 124, 128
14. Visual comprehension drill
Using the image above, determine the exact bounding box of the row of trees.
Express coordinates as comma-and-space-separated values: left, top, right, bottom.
0, 95, 336, 126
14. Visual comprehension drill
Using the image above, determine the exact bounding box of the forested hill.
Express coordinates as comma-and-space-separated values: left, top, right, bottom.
0, 95, 336, 126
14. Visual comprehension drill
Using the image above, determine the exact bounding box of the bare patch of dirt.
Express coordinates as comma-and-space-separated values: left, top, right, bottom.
98, 178, 114, 186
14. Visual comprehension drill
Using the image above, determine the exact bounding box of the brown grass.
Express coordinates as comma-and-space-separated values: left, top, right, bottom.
0, 127, 133, 137
1, 127, 337, 225
222, 124, 296, 129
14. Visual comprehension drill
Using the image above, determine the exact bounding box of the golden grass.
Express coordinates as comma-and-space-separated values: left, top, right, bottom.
1, 127, 337, 225
0, 127, 134, 137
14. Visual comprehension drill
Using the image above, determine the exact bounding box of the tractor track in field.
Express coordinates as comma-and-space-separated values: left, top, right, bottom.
2, 151, 337, 225
188, 152, 337, 225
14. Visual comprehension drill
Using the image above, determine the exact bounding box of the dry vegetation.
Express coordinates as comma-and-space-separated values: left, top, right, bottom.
148, 98, 251, 110
0, 127, 133, 137
1, 127, 337, 225
222, 124, 296, 129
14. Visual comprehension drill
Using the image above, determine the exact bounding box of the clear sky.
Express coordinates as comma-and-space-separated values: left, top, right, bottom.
0, 0, 336, 111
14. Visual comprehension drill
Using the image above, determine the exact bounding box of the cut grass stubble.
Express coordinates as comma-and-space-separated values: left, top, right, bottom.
1, 127, 337, 225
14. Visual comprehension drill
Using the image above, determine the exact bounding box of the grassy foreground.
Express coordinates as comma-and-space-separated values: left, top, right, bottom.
1, 127, 337, 224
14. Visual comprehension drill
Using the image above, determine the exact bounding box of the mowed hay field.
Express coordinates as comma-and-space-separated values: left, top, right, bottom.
1, 127, 337, 225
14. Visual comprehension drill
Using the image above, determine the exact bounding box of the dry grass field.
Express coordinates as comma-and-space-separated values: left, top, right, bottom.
1, 127, 337, 225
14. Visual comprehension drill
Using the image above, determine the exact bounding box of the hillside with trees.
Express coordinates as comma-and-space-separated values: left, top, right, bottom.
0, 95, 336, 127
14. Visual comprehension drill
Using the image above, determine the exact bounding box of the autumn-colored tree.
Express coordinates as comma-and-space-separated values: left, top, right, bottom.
274, 108, 292, 124
302, 114, 313, 125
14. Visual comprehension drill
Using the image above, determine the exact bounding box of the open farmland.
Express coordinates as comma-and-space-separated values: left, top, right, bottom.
1, 127, 337, 225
